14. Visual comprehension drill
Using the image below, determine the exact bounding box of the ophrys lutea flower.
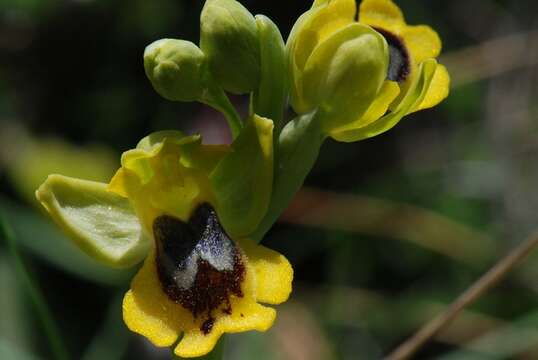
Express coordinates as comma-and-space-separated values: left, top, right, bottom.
36, 116, 293, 358
287, 0, 450, 142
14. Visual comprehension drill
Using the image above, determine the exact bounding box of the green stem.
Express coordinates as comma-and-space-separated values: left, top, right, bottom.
251, 111, 325, 242
203, 87, 243, 140
0, 212, 69, 360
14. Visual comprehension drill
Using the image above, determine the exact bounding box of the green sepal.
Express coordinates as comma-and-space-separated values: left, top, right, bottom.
251, 111, 324, 242
302, 23, 388, 133
200, 0, 260, 94
210, 114, 274, 238
331, 59, 438, 142
252, 15, 288, 128
286, 6, 324, 114
35, 175, 149, 268
121, 132, 202, 184
127, 131, 228, 179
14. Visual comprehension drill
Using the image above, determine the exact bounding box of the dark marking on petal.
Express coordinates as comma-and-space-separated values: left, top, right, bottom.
374, 27, 410, 83
153, 203, 245, 335
222, 305, 232, 315
201, 317, 215, 335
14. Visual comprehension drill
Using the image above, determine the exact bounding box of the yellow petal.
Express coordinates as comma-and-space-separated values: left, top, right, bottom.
175, 303, 275, 358
240, 239, 293, 305
295, 0, 356, 70
402, 25, 442, 63
218, 251, 276, 332
221, 302, 276, 332
122, 251, 194, 348
174, 327, 223, 358
115, 139, 216, 231
178, 144, 230, 174
173, 249, 276, 357
108, 168, 129, 198
315, 0, 357, 43
413, 63, 450, 112
359, 0, 405, 31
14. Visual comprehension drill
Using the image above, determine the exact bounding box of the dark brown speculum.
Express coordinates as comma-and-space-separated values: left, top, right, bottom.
153, 203, 245, 334
374, 27, 411, 83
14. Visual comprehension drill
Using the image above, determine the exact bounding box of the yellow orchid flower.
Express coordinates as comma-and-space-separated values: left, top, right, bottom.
36, 116, 293, 358
287, 0, 450, 142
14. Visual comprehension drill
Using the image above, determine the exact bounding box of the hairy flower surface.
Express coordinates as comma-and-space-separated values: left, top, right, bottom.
36, 117, 293, 358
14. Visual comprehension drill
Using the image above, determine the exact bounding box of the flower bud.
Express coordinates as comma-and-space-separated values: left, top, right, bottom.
200, 0, 260, 94
144, 39, 208, 102
303, 24, 388, 132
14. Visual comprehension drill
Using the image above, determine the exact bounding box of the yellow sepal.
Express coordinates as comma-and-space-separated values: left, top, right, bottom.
359, 0, 405, 30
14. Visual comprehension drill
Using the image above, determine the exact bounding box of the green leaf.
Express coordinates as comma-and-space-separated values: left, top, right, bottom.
253, 15, 288, 128
0, 337, 39, 360
0, 213, 69, 360
210, 115, 274, 238
35, 175, 149, 268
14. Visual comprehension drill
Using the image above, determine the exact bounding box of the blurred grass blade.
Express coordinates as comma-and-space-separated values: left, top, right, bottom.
281, 187, 496, 266
0, 197, 133, 286
0, 212, 69, 360
82, 294, 129, 360
0, 337, 39, 360
438, 310, 538, 360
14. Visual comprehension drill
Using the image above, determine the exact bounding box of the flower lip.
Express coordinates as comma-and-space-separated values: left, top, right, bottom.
153, 203, 245, 332
373, 27, 410, 82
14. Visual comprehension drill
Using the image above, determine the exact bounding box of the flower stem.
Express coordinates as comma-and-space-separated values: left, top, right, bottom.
203, 87, 243, 140
0, 212, 69, 360
385, 230, 538, 360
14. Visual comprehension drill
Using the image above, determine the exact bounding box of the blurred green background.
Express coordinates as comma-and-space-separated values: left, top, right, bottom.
1, 0, 538, 359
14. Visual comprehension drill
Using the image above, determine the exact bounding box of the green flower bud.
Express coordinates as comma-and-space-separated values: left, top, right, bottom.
287, 0, 390, 136
144, 39, 208, 102
200, 0, 260, 94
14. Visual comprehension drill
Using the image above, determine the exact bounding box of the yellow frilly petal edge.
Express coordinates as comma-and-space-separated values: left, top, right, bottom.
240, 239, 293, 305
402, 24, 442, 64
412, 64, 450, 112
359, 0, 405, 30
123, 240, 293, 358
123, 251, 190, 349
